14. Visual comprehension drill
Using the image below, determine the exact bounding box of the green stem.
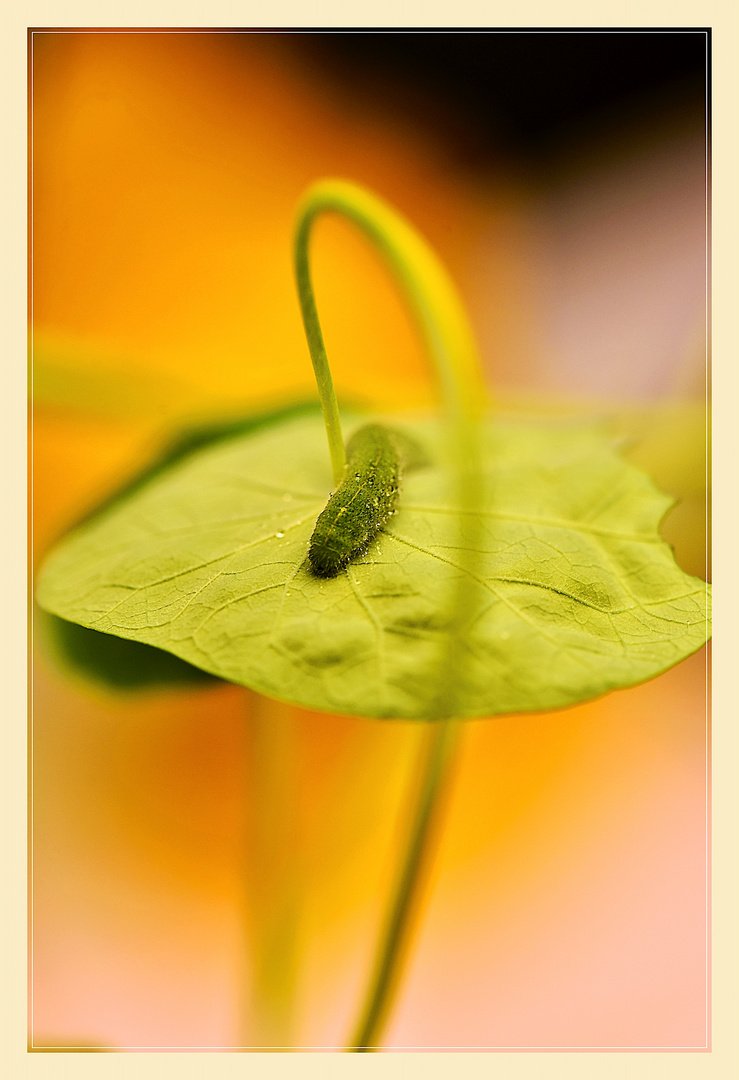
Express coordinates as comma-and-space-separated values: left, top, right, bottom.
293, 179, 487, 484
347, 719, 460, 1051
294, 205, 346, 487
293, 179, 487, 1052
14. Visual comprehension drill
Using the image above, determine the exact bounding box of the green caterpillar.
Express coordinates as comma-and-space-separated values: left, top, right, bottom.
308, 424, 422, 578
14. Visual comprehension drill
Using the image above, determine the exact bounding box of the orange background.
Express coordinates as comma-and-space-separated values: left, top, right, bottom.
30, 30, 709, 1050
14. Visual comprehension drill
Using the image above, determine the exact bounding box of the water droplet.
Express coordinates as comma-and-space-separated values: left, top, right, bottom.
283, 492, 293, 502
275, 531, 285, 539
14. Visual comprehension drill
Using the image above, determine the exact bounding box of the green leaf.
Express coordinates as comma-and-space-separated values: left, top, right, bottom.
36, 401, 322, 691
36, 412, 710, 720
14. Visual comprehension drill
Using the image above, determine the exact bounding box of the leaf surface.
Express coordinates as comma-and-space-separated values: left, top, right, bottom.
36, 401, 320, 690
36, 413, 710, 719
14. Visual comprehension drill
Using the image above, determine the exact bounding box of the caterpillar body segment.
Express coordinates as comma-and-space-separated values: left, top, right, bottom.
308, 424, 420, 577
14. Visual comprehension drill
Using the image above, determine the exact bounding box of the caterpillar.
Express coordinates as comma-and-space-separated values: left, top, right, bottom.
308, 423, 423, 578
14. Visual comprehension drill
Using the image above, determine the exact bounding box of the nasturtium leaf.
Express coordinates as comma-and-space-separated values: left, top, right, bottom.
36, 401, 321, 690
36, 412, 710, 720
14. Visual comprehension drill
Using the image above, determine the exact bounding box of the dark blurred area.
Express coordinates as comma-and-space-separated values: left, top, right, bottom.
287, 30, 708, 174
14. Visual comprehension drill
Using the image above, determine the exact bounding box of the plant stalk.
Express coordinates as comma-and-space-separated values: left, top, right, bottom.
347, 719, 461, 1051
293, 179, 487, 484
293, 179, 485, 1051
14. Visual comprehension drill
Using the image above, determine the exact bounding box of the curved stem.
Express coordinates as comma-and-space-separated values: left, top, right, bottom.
294, 206, 347, 487
293, 179, 487, 1052
293, 179, 487, 483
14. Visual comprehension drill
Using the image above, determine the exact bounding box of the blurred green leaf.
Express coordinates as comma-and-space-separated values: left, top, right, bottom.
31, 335, 194, 419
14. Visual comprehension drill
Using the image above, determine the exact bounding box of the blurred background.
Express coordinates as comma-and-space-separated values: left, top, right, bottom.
30, 30, 709, 1051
